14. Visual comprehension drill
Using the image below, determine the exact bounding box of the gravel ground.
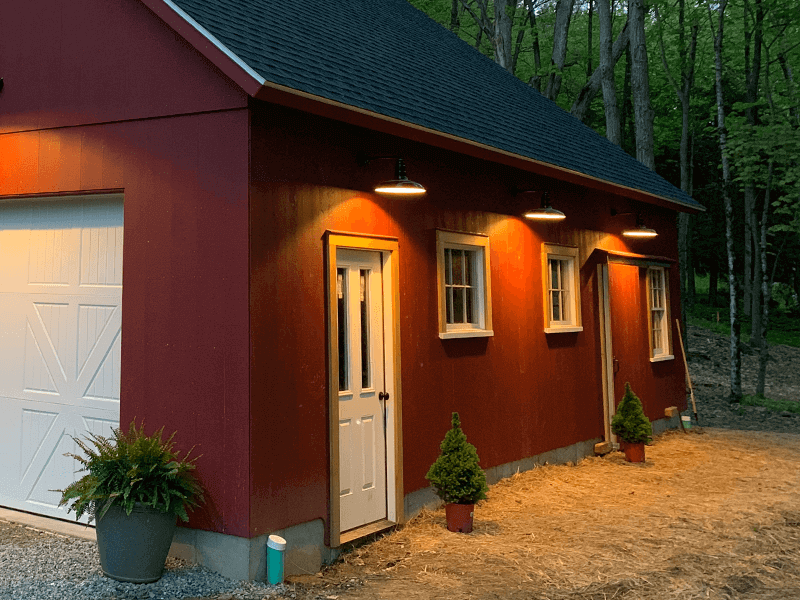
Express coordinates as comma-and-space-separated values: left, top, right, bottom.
0, 521, 284, 600
2, 324, 798, 600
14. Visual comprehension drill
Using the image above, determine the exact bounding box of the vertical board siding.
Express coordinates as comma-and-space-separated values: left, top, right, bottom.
249, 104, 686, 537
0, 0, 247, 136
0, 110, 251, 537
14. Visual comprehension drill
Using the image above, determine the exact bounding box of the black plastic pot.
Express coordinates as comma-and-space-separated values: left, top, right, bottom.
95, 503, 177, 583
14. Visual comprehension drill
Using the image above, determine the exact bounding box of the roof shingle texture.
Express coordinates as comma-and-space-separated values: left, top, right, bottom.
168, 0, 699, 208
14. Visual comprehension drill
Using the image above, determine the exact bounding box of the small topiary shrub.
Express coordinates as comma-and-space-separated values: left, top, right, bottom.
425, 412, 488, 505
611, 382, 653, 444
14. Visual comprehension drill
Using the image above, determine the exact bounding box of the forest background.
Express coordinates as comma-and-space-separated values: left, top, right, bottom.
411, 0, 800, 404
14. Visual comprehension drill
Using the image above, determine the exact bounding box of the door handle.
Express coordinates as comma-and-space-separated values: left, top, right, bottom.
379, 391, 389, 401
613, 357, 620, 374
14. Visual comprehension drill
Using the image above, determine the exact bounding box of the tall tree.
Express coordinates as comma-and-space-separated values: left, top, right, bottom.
597, 0, 622, 143
570, 21, 629, 121
545, 0, 577, 100
628, 0, 655, 170
655, 0, 699, 335
712, 0, 743, 403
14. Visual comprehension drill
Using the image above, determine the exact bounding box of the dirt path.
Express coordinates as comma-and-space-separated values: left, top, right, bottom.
283, 429, 800, 600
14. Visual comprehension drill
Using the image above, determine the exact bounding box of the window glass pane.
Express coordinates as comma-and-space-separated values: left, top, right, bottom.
464, 250, 473, 286
551, 291, 561, 321
452, 250, 464, 285
337, 268, 348, 391
550, 259, 559, 291
561, 290, 569, 321
446, 287, 453, 324
360, 270, 370, 389
453, 287, 465, 323
445, 249, 452, 285
465, 285, 474, 323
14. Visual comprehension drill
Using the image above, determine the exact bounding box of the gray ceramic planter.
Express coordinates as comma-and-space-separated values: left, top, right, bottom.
95, 503, 177, 583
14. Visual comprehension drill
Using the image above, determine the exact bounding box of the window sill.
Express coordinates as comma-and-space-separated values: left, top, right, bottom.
439, 329, 494, 340
650, 354, 675, 363
544, 326, 583, 334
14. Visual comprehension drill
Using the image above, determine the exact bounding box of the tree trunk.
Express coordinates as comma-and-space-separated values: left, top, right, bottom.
709, 261, 719, 305
628, 0, 655, 170
622, 46, 634, 155
750, 191, 762, 347
597, 0, 621, 144
713, 0, 742, 403
570, 22, 629, 122
756, 161, 774, 396
545, 0, 576, 101
525, 0, 543, 92
655, 0, 698, 336
450, 0, 460, 34
742, 0, 764, 321
493, 0, 514, 72
587, 0, 594, 79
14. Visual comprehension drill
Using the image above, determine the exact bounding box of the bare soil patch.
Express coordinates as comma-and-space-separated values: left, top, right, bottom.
283, 429, 800, 600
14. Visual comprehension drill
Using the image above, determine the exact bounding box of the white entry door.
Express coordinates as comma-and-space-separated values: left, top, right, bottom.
336, 249, 388, 532
0, 196, 122, 520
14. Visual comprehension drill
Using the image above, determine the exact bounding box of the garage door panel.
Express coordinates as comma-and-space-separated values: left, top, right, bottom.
25, 302, 71, 395
0, 195, 122, 520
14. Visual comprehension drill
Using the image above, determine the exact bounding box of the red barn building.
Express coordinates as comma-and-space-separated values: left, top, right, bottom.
0, 0, 702, 580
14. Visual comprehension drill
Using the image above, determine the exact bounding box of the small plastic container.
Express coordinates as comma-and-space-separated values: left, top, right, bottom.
681, 415, 692, 429
267, 534, 287, 585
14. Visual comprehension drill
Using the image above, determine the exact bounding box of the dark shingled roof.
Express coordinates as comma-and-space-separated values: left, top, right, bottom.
167, 0, 700, 210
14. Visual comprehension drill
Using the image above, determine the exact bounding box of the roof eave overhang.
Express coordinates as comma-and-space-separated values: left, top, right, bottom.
143, 0, 703, 214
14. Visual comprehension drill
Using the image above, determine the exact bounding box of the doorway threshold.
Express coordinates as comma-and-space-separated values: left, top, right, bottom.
339, 518, 395, 545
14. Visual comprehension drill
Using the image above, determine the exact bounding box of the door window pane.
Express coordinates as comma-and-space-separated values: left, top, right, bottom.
337, 268, 349, 391
360, 269, 371, 389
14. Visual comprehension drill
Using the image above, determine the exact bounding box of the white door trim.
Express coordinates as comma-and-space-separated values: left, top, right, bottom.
325, 232, 402, 547
597, 262, 616, 445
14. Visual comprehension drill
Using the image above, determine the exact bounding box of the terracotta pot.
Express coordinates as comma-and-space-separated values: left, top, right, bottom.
445, 502, 475, 533
622, 441, 645, 463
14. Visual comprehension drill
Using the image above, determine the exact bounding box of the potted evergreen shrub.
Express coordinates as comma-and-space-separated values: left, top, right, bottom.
425, 412, 488, 533
58, 420, 203, 583
611, 382, 653, 463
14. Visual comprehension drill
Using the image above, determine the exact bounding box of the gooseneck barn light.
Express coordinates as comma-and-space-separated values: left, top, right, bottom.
521, 191, 566, 221
360, 156, 426, 196
611, 209, 658, 238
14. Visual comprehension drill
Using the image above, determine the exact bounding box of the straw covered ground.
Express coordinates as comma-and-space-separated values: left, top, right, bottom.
284, 429, 800, 600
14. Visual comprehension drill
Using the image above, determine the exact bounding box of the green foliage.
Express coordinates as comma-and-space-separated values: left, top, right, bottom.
57, 420, 204, 523
689, 275, 800, 347
611, 383, 652, 445
741, 394, 800, 414
426, 412, 488, 505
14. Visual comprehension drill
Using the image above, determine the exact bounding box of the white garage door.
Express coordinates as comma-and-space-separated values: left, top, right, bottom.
0, 195, 122, 521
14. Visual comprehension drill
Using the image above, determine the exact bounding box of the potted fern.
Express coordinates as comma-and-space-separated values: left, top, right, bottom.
611, 383, 652, 463
425, 412, 488, 533
58, 420, 203, 583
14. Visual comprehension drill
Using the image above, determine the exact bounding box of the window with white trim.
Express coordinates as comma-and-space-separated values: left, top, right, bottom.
436, 230, 493, 339
542, 244, 582, 333
647, 267, 673, 360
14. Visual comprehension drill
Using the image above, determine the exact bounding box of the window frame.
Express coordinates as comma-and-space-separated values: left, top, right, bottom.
541, 243, 583, 333
646, 266, 674, 361
436, 230, 493, 339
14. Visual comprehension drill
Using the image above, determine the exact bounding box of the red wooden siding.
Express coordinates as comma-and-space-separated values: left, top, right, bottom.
248, 103, 686, 537
0, 0, 247, 136
1, 0, 252, 538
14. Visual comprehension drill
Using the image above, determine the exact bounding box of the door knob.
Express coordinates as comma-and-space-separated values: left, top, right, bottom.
379, 392, 389, 401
